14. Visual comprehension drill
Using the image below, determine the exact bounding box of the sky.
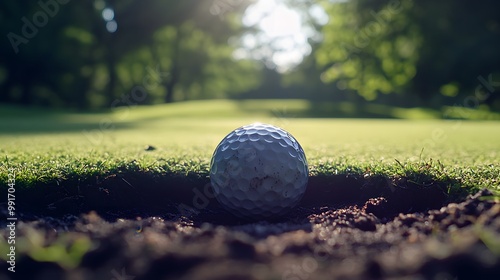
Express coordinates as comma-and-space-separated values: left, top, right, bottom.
235, 0, 328, 72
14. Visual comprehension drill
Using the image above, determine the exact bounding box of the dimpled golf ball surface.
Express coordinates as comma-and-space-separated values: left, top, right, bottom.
210, 123, 308, 219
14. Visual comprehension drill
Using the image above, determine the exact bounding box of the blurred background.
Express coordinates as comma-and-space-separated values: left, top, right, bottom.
1, 0, 499, 118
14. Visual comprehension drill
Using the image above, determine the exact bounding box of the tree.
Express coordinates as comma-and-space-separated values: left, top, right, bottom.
316, 0, 500, 109
0, 0, 258, 108
409, 0, 500, 108
150, 22, 260, 102
316, 0, 420, 101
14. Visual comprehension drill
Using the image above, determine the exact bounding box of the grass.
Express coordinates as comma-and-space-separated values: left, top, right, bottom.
1, 99, 498, 277
1, 99, 499, 209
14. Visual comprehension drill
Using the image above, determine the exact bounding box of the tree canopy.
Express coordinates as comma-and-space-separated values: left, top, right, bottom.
1, 0, 499, 112
1, 0, 258, 108
316, 0, 500, 108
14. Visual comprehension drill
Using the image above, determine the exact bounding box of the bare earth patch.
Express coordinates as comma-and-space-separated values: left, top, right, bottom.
1, 189, 499, 280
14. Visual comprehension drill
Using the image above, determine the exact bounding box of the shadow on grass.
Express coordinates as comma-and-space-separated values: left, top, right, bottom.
0, 100, 442, 135
10, 169, 470, 226
0, 119, 134, 135
0, 116, 135, 134
0, 104, 151, 134
235, 100, 441, 119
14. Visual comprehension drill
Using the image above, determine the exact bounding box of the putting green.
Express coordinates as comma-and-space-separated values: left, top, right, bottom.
1, 100, 499, 194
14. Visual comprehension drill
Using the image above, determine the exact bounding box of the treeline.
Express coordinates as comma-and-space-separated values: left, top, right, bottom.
313, 0, 500, 110
1, 0, 259, 108
1, 0, 499, 111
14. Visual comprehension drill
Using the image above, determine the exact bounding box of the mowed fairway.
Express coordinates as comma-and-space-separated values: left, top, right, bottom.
1, 99, 499, 193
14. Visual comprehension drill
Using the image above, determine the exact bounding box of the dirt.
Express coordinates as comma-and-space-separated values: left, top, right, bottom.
1, 186, 499, 280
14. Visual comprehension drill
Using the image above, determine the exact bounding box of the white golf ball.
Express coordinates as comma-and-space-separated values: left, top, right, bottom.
210, 123, 308, 219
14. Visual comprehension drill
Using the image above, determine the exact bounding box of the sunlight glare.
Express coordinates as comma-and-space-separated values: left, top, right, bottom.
240, 0, 311, 72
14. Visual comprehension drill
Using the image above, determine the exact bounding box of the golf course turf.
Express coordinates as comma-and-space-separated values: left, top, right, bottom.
1, 100, 499, 279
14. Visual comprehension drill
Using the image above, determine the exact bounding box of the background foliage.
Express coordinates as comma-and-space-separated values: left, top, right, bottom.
1, 0, 499, 114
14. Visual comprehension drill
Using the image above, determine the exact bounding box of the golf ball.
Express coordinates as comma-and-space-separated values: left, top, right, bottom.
210, 123, 308, 219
